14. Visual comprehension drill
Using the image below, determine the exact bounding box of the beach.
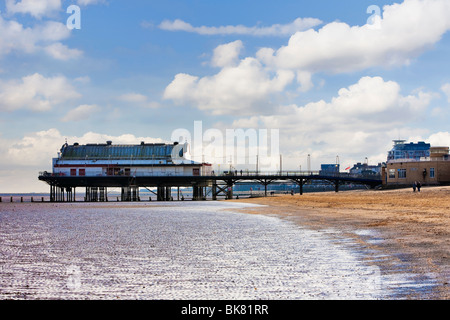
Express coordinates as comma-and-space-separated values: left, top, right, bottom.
234, 186, 450, 299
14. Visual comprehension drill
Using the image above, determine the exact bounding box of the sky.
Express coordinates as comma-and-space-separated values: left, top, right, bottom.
1, 0, 450, 192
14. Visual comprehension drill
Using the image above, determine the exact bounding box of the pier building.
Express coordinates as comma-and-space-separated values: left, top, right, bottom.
39, 141, 212, 201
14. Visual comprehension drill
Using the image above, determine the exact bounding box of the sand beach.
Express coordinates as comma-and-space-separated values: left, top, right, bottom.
234, 186, 450, 299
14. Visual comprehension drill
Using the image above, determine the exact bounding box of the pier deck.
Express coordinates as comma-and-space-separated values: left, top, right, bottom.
38, 171, 382, 202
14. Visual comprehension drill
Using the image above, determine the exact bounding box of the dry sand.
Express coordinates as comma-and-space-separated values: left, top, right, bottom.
233, 186, 450, 299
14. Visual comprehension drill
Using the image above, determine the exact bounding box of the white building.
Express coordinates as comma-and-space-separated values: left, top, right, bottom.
52, 141, 212, 177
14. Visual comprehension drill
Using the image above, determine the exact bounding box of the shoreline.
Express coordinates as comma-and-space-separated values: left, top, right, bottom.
232, 186, 450, 299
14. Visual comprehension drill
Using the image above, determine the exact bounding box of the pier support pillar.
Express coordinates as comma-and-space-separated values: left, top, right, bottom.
212, 184, 217, 201
157, 186, 165, 201
193, 185, 199, 201
50, 185, 54, 202
86, 187, 99, 202
165, 187, 172, 201
121, 186, 138, 201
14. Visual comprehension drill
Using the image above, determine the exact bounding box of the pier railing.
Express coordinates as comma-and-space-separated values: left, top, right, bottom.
39, 170, 380, 180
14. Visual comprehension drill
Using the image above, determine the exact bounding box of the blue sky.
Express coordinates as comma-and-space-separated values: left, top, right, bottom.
1, 0, 450, 192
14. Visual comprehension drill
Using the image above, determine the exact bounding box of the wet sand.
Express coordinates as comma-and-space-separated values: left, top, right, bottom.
1, 201, 406, 300
233, 186, 450, 299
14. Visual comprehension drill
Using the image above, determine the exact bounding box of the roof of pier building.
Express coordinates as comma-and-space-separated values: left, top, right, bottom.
58, 141, 186, 161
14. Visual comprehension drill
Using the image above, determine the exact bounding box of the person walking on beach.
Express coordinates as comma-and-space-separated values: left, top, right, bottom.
413, 181, 417, 192
417, 181, 421, 192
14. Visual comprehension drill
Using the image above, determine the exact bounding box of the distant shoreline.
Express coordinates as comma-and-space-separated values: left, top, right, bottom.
232, 186, 450, 299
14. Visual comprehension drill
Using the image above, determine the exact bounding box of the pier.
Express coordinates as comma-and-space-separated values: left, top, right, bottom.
38, 171, 382, 202
36, 141, 382, 202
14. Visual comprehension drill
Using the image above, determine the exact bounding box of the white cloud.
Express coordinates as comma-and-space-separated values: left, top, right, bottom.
118, 92, 162, 109
119, 93, 148, 103
1, 129, 167, 169
0, 129, 167, 192
163, 1, 450, 116
5, 0, 62, 19
61, 104, 100, 122
441, 83, 450, 103
257, 0, 450, 73
44, 42, 83, 60
230, 76, 433, 167
0, 73, 81, 112
0, 15, 83, 60
158, 17, 322, 36
211, 40, 243, 68
0, 16, 70, 56
164, 55, 295, 115
77, 0, 106, 6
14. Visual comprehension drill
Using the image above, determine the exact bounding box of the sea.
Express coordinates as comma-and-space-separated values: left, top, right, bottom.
0, 198, 438, 300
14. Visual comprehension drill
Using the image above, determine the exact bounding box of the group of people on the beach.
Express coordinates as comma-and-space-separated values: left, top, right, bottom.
413, 181, 422, 192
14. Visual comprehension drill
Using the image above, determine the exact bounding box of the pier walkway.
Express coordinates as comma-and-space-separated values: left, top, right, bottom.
38, 171, 382, 202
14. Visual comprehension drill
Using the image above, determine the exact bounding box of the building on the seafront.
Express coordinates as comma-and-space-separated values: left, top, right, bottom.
382, 142, 450, 187
349, 162, 382, 177
39, 141, 213, 202
387, 140, 430, 161
319, 164, 340, 175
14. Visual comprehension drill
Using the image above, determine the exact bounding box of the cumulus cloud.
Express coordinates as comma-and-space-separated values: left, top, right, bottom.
5, 0, 104, 19
0, 129, 167, 192
118, 93, 148, 103
164, 56, 295, 115
0, 16, 70, 55
0, 73, 81, 112
426, 131, 450, 147
158, 17, 322, 36
44, 42, 83, 60
256, 0, 450, 73
61, 104, 100, 122
248, 77, 431, 133
163, 1, 450, 116
441, 83, 450, 103
230, 76, 433, 167
5, 0, 62, 19
0, 15, 82, 60
118, 93, 161, 109
1, 129, 167, 168
211, 40, 243, 68
77, 0, 106, 6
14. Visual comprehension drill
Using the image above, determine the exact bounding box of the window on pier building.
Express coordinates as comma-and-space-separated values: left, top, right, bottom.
70, 169, 77, 176
398, 168, 406, 179
79, 169, 86, 176
430, 168, 435, 178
